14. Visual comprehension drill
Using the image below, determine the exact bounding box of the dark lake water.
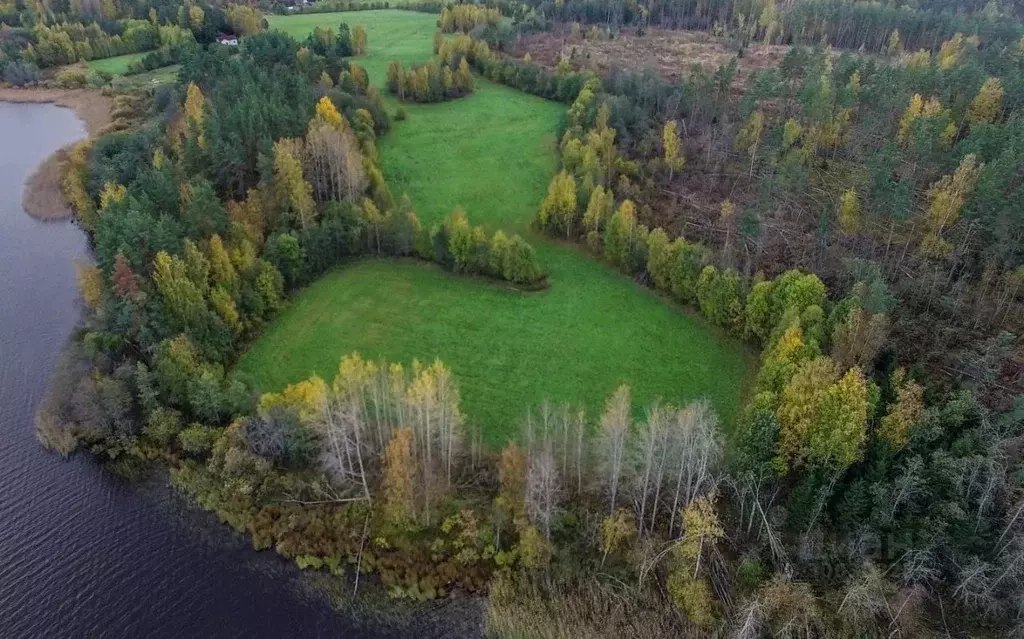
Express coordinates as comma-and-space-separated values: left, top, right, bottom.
0, 101, 371, 638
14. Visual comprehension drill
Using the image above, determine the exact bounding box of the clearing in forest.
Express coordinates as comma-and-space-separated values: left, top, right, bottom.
514, 27, 790, 88
241, 11, 755, 443
87, 51, 152, 75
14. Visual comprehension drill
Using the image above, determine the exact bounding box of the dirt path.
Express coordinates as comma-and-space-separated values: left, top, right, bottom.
0, 87, 113, 221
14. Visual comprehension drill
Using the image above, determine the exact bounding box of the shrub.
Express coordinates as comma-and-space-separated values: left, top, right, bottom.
395, 106, 407, 121
500, 234, 544, 285
55, 67, 88, 89
178, 424, 221, 456
2, 61, 42, 86
85, 70, 109, 88
696, 266, 745, 333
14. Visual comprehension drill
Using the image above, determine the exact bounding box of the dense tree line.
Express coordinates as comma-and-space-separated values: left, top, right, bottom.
271, 0, 442, 17
526, 0, 1023, 52
438, 3, 500, 33
22, 20, 190, 67
386, 56, 473, 102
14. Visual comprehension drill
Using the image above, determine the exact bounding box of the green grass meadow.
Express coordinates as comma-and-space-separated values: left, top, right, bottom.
87, 51, 151, 75
240, 11, 755, 443
267, 10, 438, 84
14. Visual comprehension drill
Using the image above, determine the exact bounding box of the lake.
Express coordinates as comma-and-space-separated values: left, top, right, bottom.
0, 101, 376, 638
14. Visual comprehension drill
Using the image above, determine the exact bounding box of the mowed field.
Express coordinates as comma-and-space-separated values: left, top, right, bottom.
241, 11, 755, 443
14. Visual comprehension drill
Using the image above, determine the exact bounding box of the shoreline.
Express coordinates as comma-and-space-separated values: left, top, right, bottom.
0, 87, 112, 221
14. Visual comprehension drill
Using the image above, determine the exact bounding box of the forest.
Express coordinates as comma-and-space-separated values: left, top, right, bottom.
8, 0, 1024, 636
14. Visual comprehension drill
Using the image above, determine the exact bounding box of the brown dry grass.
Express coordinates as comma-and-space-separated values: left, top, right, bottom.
0, 87, 112, 220
514, 28, 791, 88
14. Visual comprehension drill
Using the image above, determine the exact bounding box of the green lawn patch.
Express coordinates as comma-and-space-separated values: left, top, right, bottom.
240, 11, 756, 444
87, 51, 153, 75
267, 10, 438, 85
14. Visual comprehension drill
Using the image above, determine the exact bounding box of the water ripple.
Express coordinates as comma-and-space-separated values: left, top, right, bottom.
0, 102, 365, 638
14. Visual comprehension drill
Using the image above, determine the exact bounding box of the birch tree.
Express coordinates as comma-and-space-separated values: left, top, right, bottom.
668, 400, 722, 536
305, 114, 366, 204
598, 385, 631, 516
526, 448, 560, 540
632, 402, 670, 536
315, 363, 373, 502
405, 359, 464, 520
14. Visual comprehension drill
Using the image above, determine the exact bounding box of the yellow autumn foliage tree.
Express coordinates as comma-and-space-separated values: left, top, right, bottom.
538, 170, 578, 237
382, 428, 416, 525
314, 95, 345, 129
777, 358, 869, 470
921, 154, 982, 258
184, 82, 207, 148
208, 234, 237, 287
272, 139, 317, 228
878, 369, 925, 449
258, 375, 328, 424
99, 182, 127, 210
898, 94, 945, 144
662, 120, 683, 179
968, 77, 1003, 126
76, 262, 103, 310
735, 110, 765, 175
838, 188, 861, 234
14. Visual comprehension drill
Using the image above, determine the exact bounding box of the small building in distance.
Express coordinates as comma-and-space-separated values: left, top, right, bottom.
216, 34, 239, 46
